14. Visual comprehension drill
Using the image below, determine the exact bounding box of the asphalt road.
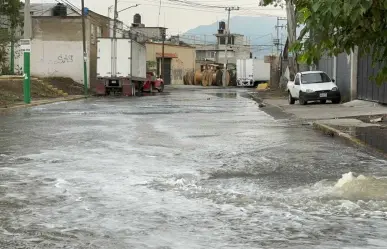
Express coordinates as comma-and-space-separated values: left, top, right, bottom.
1, 87, 387, 249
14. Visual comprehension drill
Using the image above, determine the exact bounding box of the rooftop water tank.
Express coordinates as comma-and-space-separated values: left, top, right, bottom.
134, 13, 141, 24
52, 3, 67, 16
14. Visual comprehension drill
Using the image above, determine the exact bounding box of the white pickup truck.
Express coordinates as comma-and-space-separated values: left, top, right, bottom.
287, 71, 341, 105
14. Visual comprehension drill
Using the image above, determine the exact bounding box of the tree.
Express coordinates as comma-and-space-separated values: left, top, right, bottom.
259, 0, 300, 79
0, 0, 23, 74
261, 0, 387, 84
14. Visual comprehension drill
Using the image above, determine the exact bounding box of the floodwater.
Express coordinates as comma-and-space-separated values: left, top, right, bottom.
1, 87, 387, 249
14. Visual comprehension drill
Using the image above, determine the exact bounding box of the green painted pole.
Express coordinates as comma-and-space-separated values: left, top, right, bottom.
81, 0, 88, 96
83, 59, 88, 95
23, 51, 31, 104
10, 40, 15, 74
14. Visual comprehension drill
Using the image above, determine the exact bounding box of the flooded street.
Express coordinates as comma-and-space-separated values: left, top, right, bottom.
1, 87, 387, 248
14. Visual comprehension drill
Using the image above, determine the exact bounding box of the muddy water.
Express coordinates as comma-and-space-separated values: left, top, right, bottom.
1, 88, 387, 248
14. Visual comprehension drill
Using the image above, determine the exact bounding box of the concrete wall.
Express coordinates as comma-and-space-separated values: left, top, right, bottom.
27, 17, 89, 85
22, 14, 111, 87
146, 43, 196, 85
131, 27, 164, 40
233, 36, 245, 45
31, 40, 84, 82
217, 50, 236, 64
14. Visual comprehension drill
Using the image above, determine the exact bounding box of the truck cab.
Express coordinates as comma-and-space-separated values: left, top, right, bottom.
142, 72, 164, 93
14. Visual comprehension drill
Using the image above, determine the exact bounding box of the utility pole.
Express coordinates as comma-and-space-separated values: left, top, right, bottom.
22, 0, 32, 103
223, 6, 239, 87
161, 28, 166, 82
81, 0, 88, 95
113, 0, 118, 38
111, 0, 118, 80
274, 17, 286, 55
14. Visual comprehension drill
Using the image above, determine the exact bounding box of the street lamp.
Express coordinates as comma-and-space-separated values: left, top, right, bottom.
118, 4, 140, 14
108, 3, 139, 18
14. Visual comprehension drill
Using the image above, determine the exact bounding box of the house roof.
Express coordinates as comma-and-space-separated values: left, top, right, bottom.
146, 41, 194, 49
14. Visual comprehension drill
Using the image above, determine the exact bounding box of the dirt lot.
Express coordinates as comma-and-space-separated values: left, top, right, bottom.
0, 78, 62, 107
0, 76, 88, 108
44, 77, 84, 95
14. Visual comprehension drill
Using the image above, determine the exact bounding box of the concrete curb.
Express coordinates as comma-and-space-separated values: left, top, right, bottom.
312, 121, 366, 147
0, 95, 87, 114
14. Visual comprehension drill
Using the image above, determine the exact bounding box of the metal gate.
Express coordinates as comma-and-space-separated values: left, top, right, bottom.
163, 58, 172, 85
157, 58, 172, 85
357, 55, 387, 104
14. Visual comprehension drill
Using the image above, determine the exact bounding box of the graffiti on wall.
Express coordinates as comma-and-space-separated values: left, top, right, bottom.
53, 54, 74, 64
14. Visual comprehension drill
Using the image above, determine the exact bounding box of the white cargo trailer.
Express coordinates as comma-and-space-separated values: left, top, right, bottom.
236, 59, 270, 87
95, 38, 147, 96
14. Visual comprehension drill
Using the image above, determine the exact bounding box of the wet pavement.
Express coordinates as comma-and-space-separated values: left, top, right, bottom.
1, 87, 387, 248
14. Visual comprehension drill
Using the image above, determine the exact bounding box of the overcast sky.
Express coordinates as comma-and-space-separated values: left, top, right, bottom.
31, 0, 286, 34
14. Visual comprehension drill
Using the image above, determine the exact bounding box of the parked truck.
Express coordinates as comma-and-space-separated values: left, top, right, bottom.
236, 59, 270, 87
95, 37, 148, 96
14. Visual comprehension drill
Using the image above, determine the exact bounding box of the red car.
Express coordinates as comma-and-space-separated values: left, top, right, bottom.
142, 72, 164, 93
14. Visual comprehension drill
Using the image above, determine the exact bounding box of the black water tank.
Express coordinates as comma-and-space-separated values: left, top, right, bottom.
133, 13, 141, 24
52, 3, 67, 16
219, 21, 226, 30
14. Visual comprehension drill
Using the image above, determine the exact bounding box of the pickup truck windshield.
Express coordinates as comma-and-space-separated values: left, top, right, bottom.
301, 73, 331, 84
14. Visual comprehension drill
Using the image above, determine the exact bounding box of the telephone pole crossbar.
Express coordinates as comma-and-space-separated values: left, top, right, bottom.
222, 6, 239, 87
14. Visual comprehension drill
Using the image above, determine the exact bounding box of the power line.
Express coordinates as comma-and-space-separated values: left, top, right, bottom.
120, 0, 285, 16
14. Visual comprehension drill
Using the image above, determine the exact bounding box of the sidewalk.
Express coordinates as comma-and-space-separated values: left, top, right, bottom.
0, 95, 86, 113
249, 91, 387, 155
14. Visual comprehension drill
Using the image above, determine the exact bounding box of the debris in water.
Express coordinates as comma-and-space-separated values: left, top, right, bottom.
370, 117, 383, 123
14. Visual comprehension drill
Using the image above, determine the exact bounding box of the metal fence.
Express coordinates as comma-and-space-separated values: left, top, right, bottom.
357, 55, 387, 104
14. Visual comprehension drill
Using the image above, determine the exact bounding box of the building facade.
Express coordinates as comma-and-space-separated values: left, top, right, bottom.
145, 42, 196, 85
8, 3, 121, 88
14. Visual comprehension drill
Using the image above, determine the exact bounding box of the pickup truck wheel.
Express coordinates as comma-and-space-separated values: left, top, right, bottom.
320, 100, 327, 104
299, 97, 307, 105
288, 92, 295, 104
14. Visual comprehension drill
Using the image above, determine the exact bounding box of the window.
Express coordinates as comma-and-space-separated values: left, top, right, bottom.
206, 51, 215, 58
90, 23, 95, 44
97, 26, 102, 38
301, 72, 331, 84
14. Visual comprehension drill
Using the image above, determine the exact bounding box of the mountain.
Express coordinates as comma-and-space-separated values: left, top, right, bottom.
182, 16, 302, 59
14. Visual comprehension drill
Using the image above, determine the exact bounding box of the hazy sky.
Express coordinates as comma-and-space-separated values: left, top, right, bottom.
31, 0, 286, 34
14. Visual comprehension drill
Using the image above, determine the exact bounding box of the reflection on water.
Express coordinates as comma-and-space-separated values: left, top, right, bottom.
208, 92, 238, 98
